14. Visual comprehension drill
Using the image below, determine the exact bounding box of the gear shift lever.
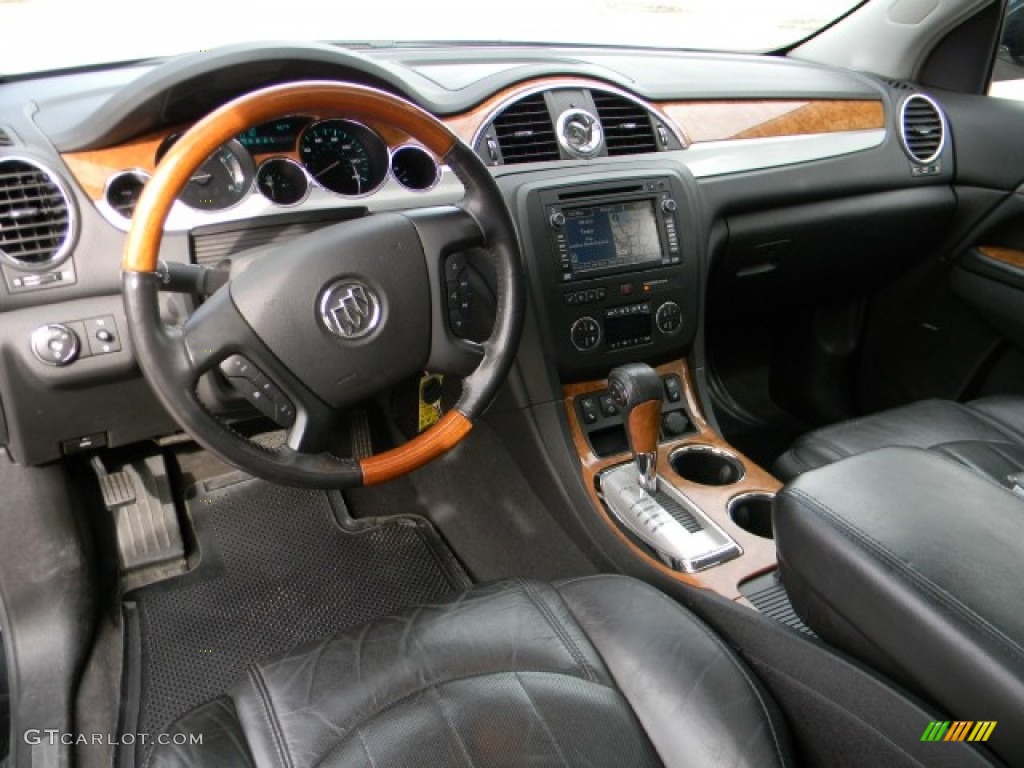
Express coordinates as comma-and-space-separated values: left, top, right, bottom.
608, 363, 664, 493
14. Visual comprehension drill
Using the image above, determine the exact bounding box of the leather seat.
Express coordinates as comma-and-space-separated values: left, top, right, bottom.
775, 395, 1024, 488
775, 447, 1024, 764
149, 576, 791, 768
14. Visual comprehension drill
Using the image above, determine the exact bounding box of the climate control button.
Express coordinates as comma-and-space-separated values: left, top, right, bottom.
570, 316, 601, 351
656, 301, 683, 335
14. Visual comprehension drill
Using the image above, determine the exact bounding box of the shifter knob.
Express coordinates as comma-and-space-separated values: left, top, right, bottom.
608, 363, 664, 493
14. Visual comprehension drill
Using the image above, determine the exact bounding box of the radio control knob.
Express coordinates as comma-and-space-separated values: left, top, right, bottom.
549, 211, 566, 228
656, 301, 683, 335
570, 316, 601, 351
661, 198, 677, 213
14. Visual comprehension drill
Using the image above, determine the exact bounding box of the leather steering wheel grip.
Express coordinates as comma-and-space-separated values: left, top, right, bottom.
121, 81, 525, 488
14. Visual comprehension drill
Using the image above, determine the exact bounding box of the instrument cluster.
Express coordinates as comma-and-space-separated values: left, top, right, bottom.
104, 116, 441, 218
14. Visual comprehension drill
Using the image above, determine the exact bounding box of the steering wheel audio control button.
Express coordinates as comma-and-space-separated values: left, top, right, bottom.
31, 323, 80, 366
219, 355, 296, 427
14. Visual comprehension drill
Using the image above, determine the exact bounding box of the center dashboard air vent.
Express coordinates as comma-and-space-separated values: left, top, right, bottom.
900, 94, 945, 165
0, 157, 74, 270
490, 93, 560, 164
591, 90, 658, 156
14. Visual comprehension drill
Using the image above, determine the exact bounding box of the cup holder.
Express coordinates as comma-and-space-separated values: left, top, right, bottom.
669, 445, 745, 486
729, 493, 775, 539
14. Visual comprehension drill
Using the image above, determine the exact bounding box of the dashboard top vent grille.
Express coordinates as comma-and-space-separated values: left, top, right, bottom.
0, 127, 13, 147
491, 93, 560, 164
879, 77, 914, 91
0, 158, 74, 270
592, 90, 658, 156
900, 94, 944, 164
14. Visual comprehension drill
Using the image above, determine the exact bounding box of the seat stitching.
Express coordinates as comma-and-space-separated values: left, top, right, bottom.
246, 666, 293, 768
310, 670, 612, 768
788, 488, 1024, 660
430, 684, 477, 768
519, 579, 599, 683
513, 670, 571, 768
557, 575, 788, 766
355, 728, 379, 768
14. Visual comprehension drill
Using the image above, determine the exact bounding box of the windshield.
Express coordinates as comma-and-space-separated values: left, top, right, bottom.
1, 0, 862, 77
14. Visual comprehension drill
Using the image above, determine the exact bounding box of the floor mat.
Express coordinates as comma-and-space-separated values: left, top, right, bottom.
123, 473, 469, 767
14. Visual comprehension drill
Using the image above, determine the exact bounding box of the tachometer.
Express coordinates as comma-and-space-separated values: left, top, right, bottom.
155, 135, 255, 211
298, 119, 388, 196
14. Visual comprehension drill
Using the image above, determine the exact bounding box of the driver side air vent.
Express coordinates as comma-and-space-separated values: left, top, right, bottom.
0, 158, 74, 269
900, 94, 944, 164
0, 127, 13, 147
592, 91, 657, 156
491, 93, 559, 164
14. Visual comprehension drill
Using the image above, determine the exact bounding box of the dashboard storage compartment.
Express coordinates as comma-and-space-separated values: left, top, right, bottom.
670, 445, 744, 486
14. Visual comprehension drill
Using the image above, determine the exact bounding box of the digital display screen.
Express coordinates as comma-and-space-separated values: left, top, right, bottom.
236, 117, 311, 153
563, 200, 663, 275
605, 311, 652, 348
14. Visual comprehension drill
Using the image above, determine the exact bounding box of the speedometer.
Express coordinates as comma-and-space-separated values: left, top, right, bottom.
298, 119, 388, 196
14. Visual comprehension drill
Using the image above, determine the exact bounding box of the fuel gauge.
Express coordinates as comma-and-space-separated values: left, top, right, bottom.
256, 157, 309, 206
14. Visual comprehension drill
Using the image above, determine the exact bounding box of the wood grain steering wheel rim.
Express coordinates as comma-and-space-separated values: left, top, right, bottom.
122, 81, 524, 488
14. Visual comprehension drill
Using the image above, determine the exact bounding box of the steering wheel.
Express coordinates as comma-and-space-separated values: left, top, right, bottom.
122, 82, 524, 488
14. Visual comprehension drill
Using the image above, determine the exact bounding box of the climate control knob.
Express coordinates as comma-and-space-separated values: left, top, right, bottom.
656, 301, 683, 335
570, 316, 601, 351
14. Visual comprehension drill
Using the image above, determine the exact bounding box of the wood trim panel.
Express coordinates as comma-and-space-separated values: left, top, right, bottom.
661, 99, 884, 144
977, 246, 1024, 271
361, 410, 472, 486
564, 359, 779, 601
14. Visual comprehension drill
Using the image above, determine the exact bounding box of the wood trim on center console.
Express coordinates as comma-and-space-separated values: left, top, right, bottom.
977, 245, 1024, 271
564, 359, 779, 601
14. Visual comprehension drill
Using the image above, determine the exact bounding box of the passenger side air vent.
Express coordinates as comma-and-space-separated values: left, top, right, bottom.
592, 91, 658, 156
0, 158, 74, 270
900, 94, 945, 164
490, 93, 559, 164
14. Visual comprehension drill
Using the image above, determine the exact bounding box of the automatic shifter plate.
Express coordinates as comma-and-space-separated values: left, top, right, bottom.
599, 463, 742, 573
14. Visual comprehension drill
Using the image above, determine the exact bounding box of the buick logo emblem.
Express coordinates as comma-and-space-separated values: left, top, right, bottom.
319, 280, 381, 339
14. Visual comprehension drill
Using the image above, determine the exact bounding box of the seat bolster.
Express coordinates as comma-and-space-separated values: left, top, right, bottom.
556, 575, 792, 768
147, 696, 255, 768
968, 395, 1024, 440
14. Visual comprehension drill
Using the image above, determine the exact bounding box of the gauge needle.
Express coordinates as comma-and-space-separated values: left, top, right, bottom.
314, 160, 341, 179
190, 171, 213, 185
348, 160, 362, 194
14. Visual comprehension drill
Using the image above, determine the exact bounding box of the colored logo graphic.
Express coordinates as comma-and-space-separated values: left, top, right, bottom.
921, 721, 997, 743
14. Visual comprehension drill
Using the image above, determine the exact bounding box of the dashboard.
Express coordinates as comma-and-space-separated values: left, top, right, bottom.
0, 42, 956, 465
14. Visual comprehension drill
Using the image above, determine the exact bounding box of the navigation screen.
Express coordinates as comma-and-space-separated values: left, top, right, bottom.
563, 200, 663, 274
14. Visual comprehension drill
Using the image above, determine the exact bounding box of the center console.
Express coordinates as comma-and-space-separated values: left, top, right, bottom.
522, 174, 700, 377
511, 168, 777, 600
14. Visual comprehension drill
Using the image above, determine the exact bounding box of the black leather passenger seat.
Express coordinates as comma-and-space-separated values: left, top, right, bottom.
775, 395, 1024, 489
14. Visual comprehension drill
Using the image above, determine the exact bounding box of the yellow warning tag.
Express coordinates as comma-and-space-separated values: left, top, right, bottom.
417, 373, 444, 432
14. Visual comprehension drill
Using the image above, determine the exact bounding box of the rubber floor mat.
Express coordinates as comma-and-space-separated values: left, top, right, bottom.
123, 473, 469, 766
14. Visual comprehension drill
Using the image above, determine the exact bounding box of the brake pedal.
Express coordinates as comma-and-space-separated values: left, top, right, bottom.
92, 455, 185, 573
